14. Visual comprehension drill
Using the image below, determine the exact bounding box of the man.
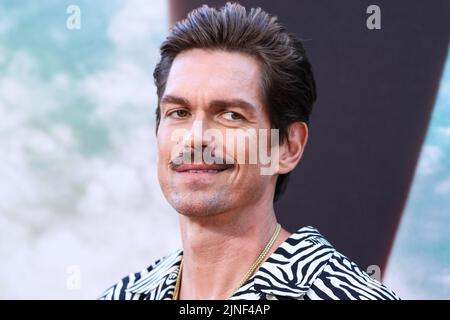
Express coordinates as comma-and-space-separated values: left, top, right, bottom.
100, 2, 398, 300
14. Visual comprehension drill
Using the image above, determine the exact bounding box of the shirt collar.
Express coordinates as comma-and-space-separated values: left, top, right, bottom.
125, 249, 182, 299
239, 226, 336, 299
127, 226, 335, 299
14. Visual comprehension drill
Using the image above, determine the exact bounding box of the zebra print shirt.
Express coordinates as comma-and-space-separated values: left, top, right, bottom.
99, 226, 399, 300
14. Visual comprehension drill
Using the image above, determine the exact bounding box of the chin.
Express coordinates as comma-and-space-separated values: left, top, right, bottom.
168, 192, 231, 217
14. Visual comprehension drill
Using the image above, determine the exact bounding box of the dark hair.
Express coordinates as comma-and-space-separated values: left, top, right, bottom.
153, 2, 316, 202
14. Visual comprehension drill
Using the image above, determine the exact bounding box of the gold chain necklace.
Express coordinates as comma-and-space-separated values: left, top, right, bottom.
172, 223, 281, 300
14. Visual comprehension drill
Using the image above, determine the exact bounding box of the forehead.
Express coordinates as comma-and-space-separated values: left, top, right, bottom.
164, 49, 264, 105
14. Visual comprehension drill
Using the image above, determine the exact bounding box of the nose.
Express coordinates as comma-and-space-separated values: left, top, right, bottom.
169, 112, 218, 165
171, 114, 232, 166
182, 119, 209, 151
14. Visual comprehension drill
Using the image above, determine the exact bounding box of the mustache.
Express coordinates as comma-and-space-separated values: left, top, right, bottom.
169, 148, 235, 169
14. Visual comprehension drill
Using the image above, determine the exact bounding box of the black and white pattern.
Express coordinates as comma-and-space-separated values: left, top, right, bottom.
99, 226, 399, 300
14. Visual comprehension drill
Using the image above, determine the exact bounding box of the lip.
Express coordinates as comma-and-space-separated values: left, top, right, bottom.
172, 163, 234, 173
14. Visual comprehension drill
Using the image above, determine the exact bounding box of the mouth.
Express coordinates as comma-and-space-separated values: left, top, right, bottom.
172, 163, 235, 174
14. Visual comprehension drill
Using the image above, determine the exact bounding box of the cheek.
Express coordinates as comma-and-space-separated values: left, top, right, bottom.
224, 131, 260, 165
158, 125, 191, 162
234, 164, 272, 201
157, 128, 177, 160
156, 133, 172, 188
156, 136, 166, 164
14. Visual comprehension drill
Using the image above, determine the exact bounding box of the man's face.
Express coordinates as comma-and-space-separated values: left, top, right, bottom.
156, 49, 277, 217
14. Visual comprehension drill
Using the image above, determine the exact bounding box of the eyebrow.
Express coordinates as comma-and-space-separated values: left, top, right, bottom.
160, 95, 190, 108
160, 94, 258, 116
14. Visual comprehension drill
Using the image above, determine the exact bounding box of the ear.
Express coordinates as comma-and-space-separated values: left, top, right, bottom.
277, 122, 308, 175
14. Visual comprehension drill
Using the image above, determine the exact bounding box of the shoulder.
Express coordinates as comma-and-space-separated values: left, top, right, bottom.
251, 226, 399, 300
98, 249, 182, 300
305, 250, 400, 300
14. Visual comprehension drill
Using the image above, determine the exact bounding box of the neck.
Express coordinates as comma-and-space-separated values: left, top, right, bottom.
177, 200, 290, 300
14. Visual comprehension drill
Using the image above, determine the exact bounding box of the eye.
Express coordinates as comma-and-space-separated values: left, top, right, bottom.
222, 111, 244, 121
168, 109, 190, 119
